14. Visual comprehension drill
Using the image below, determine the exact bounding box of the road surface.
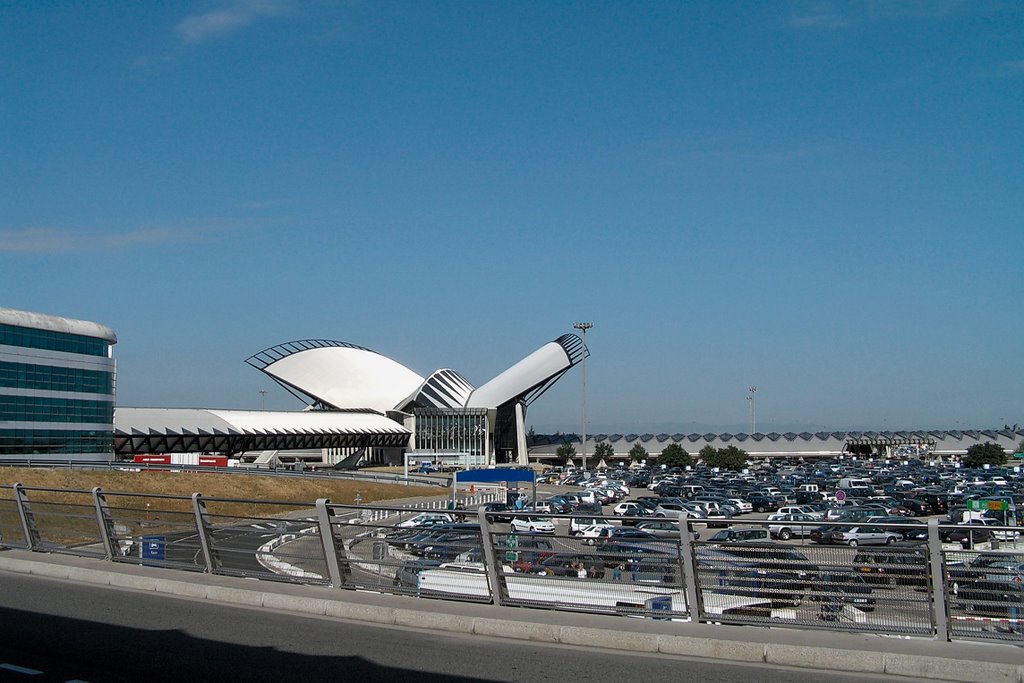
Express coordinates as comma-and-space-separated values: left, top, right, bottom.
0, 571, 948, 682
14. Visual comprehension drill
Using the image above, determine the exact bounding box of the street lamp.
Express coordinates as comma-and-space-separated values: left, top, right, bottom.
573, 322, 592, 471
747, 386, 757, 434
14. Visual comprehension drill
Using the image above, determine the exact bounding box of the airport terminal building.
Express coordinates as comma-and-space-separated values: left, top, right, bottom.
2, 306, 1020, 466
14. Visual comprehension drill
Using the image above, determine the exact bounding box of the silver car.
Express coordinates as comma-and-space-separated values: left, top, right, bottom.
769, 513, 818, 541
831, 525, 900, 547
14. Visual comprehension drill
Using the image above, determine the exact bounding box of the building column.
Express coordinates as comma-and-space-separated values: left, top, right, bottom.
514, 402, 528, 465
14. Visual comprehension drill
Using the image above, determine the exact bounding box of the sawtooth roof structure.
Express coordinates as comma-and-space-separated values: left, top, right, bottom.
528, 428, 1024, 460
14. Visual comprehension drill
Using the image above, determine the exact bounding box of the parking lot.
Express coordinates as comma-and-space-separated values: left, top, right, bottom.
337, 455, 1023, 642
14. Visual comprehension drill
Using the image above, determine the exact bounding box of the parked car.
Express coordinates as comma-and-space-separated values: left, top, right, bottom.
395, 512, 456, 529
480, 502, 515, 523
706, 527, 771, 544
575, 522, 619, 543
831, 526, 900, 547
948, 551, 1024, 584
954, 578, 1024, 628
899, 498, 934, 516
612, 501, 650, 519
510, 516, 555, 534
527, 552, 606, 579
940, 520, 993, 546
586, 526, 658, 546
769, 514, 818, 540
863, 516, 927, 541
810, 524, 850, 545
635, 520, 695, 539
748, 495, 782, 513
852, 548, 928, 588
393, 559, 443, 589
810, 569, 877, 615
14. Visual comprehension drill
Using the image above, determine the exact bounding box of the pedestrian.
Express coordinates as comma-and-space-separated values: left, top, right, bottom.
612, 563, 623, 581
577, 561, 588, 579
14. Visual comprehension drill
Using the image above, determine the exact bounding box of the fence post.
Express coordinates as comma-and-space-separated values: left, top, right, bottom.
191, 493, 219, 573
12, 483, 40, 550
91, 487, 116, 561
314, 498, 348, 588
927, 518, 950, 641
678, 512, 701, 622
477, 507, 504, 607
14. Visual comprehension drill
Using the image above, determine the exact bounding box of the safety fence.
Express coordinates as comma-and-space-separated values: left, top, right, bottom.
0, 484, 1020, 643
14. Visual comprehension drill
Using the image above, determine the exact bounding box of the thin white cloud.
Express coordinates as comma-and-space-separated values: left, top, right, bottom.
0, 227, 207, 254
789, 1, 850, 29
175, 0, 292, 44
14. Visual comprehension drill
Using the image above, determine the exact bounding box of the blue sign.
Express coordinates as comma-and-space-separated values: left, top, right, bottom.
646, 595, 673, 620
141, 535, 166, 565
456, 468, 535, 484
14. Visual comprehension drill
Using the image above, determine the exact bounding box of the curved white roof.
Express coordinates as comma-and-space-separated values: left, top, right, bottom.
466, 336, 579, 408
253, 344, 424, 413
246, 334, 584, 413
0, 307, 117, 343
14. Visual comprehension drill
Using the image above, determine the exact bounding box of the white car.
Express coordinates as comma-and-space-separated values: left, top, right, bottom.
777, 505, 824, 520
577, 523, 619, 544
510, 516, 556, 534
727, 498, 753, 513
612, 502, 648, 517
395, 512, 455, 528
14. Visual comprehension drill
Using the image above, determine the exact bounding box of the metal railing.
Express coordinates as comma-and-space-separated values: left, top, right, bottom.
1, 484, 1020, 643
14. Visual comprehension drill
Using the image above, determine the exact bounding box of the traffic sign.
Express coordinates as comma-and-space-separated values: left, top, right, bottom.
834, 490, 847, 503
967, 499, 1008, 511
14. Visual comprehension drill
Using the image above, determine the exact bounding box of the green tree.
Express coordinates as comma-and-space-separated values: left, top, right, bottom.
555, 442, 577, 466
698, 445, 717, 462
628, 442, 648, 463
963, 442, 1008, 468
658, 443, 693, 468
593, 441, 615, 463
702, 445, 749, 471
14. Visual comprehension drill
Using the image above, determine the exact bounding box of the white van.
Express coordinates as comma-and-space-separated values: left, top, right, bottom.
838, 478, 871, 490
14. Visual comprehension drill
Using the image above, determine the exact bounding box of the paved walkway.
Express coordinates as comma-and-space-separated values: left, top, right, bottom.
0, 549, 1020, 683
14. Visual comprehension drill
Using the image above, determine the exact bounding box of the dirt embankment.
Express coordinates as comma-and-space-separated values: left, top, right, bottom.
0, 468, 438, 506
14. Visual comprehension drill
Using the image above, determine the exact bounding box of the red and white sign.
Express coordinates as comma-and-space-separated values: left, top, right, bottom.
133, 454, 171, 464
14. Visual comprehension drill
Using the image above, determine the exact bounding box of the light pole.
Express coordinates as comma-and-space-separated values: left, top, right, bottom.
259, 389, 267, 410
573, 322, 592, 471
747, 386, 757, 434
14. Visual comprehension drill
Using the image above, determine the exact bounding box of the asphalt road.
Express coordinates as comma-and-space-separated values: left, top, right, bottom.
0, 572, 947, 683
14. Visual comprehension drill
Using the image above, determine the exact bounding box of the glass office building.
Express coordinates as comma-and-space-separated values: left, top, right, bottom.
0, 308, 117, 461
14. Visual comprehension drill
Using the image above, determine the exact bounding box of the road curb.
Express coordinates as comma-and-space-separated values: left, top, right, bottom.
1, 554, 1021, 683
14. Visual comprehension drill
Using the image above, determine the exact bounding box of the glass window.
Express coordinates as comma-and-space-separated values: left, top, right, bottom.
0, 361, 113, 394
0, 323, 110, 357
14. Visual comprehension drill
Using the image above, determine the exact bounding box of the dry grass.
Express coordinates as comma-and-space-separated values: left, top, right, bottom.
0, 468, 443, 548
0, 468, 439, 507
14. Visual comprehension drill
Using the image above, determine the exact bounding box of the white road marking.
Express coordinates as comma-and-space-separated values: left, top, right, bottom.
0, 662, 43, 674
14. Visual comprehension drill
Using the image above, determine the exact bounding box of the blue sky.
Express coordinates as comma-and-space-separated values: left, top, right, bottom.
2, 1, 1022, 434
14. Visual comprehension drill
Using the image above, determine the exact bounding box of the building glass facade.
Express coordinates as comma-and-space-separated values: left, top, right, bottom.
412, 407, 488, 458
0, 311, 117, 460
